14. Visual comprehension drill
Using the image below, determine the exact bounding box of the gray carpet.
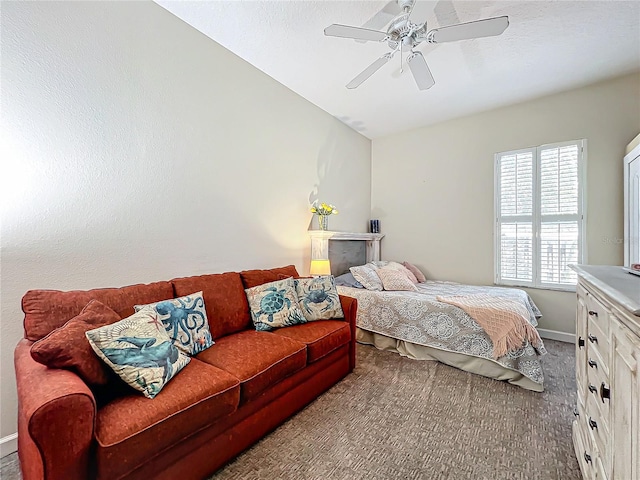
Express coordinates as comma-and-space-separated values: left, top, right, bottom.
0, 340, 580, 480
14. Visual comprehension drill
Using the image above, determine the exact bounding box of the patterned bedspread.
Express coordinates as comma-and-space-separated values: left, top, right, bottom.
337, 281, 547, 386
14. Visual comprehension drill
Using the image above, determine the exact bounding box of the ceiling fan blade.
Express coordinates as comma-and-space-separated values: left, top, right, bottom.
407, 51, 435, 90
324, 24, 387, 42
362, 1, 402, 30
356, 1, 403, 43
346, 54, 393, 89
428, 16, 509, 43
408, 0, 436, 26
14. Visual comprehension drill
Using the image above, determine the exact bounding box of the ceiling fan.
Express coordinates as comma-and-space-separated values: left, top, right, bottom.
324, 0, 509, 91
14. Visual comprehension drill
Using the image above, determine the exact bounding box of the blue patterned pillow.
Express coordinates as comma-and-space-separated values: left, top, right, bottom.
245, 278, 307, 331
86, 309, 190, 399
295, 276, 344, 321
135, 291, 213, 355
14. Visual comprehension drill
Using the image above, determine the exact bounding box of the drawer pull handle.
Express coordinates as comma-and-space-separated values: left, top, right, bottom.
588, 417, 598, 430
589, 384, 597, 394
584, 452, 592, 464
600, 382, 610, 402
588, 359, 598, 368
588, 310, 598, 317
578, 337, 585, 348
588, 334, 598, 344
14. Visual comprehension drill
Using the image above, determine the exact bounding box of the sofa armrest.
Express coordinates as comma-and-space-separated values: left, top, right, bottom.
339, 295, 358, 371
15, 339, 96, 480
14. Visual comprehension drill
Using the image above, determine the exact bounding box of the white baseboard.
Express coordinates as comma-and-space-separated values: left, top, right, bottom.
0, 433, 17, 458
538, 328, 576, 344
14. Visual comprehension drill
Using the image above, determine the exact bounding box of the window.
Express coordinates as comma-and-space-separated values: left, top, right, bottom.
495, 140, 585, 290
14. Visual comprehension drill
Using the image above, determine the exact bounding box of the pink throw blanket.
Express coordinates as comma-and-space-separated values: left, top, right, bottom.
437, 294, 542, 358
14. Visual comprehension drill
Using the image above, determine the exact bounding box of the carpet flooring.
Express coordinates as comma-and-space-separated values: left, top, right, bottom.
0, 340, 580, 480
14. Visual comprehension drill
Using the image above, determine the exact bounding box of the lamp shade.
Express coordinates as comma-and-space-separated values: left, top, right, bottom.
309, 259, 331, 276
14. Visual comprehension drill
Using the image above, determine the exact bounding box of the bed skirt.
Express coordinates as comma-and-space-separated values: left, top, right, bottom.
356, 328, 543, 392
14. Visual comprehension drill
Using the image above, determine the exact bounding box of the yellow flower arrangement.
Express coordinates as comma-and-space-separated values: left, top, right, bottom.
310, 201, 339, 216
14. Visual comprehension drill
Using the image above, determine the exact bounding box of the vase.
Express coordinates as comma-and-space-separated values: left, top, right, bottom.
318, 215, 329, 231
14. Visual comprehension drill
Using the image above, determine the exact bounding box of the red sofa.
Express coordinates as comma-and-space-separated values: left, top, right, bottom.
14, 265, 357, 480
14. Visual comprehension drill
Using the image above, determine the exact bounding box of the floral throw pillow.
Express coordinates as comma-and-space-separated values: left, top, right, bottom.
350, 264, 383, 291
86, 309, 190, 399
135, 291, 213, 356
295, 276, 344, 321
245, 278, 307, 331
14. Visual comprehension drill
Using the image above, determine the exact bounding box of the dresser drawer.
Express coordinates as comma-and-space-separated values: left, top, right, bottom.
586, 359, 612, 421
585, 292, 610, 337
588, 312, 611, 372
573, 418, 597, 479
586, 393, 611, 477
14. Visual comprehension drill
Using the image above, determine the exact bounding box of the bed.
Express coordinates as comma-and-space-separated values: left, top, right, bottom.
336, 279, 547, 392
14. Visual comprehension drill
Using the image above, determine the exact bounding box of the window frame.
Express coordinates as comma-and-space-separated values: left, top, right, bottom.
494, 139, 587, 292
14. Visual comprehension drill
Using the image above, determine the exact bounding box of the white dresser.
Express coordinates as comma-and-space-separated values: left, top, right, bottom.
571, 265, 640, 480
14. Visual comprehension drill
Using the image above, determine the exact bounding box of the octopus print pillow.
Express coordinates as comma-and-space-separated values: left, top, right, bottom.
295, 276, 344, 321
86, 309, 190, 399
135, 292, 213, 356
245, 278, 307, 331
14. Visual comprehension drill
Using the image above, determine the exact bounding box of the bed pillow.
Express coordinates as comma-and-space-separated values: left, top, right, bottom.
334, 272, 364, 288
86, 309, 191, 399
403, 262, 427, 283
135, 292, 213, 356
377, 268, 419, 292
350, 264, 383, 291
295, 276, 344, 320
245, 277, 307, 331
30, 300, 121, 387
384, 261, 419, 284
371, 260, 389, 268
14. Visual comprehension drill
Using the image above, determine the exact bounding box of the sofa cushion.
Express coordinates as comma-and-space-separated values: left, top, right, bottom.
95, 358, 239, 480
273, 321, 351, 363
245, 278, 307, 331
22, 281, 174, 341
196, 330, 306, 403
295, 276, 344, 321
86, 309, 191, 399
240, 265, 299, 289
30, 300, 121, 387
135, 291, 214, 355
171, 272, 251, 339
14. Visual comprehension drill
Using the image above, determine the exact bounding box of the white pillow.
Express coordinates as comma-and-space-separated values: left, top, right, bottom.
349, 264, 383, 291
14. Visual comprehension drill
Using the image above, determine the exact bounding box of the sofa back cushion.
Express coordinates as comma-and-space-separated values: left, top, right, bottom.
22, 281, 174, 341
171, 272, 250, 339
240, 265, 300, 289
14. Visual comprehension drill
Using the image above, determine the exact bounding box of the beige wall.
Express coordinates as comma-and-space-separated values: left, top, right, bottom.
0, 1, 371, 451
372, 73, 640, 335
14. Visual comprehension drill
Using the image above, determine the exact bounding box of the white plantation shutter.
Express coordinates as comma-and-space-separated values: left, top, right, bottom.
497, 150, 534, 283
495, 140, 585, 290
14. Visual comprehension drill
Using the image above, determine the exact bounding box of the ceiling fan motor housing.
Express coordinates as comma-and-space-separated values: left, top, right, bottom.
386, 13, 427, 49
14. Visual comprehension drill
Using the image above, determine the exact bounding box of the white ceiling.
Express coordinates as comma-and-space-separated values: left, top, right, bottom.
156, 1, 640, 139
